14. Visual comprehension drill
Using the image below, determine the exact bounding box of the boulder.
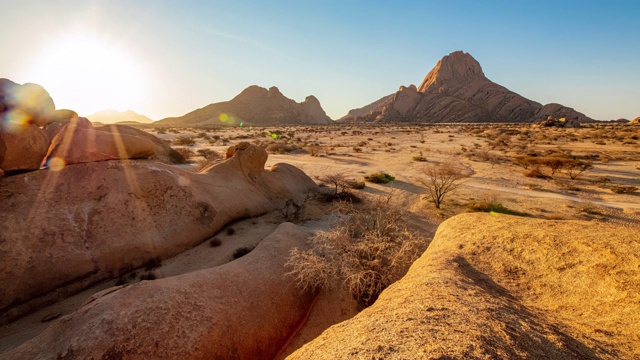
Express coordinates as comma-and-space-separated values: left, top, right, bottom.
0, 79, 55, 127
0, 143, 317, 319
93, 124, 186, 164
42, 117, 156, 167
1, 223, 317, 359
47, 109, 78, 124
630, 117, 640, 125
42, 121, 65, 144
0, 168, 3, 179
289, 214, 640, 359
534, 103, 587, 127
0, 123, 49, 172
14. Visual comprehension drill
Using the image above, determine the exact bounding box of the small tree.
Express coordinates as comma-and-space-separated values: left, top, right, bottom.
318, 174, 350, 196
565, 159, 593, 180
420, 163, 469, 209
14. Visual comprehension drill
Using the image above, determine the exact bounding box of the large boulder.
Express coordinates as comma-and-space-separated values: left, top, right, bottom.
0, 143, 317, 319
1, 223, 317, 359
0, 79, 55, 127
0, 123, 49, 172
47, 109, 78, 124
42, 117, 156, 166
290, 214, 640, 359
93, 124, 185, 164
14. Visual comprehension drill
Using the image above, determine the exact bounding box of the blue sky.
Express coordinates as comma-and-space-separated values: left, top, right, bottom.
2, 0, 639, 120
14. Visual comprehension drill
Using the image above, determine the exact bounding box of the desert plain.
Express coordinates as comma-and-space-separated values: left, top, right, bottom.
1, 120, 639, 359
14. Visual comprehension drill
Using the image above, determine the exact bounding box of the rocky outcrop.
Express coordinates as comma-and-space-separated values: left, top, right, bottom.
0, 143, 317, 319
0, 124, 49, 172
93, 124, 186, 164
0, 79, 55, 127
343, 51, 594, 125
630, 117, 640, 125
290, 214, 640, 359
155, 85, 333, 126
48, 109, 78, 123
534, 103, 589, 127
42, 117, 156, 166
2, 223, 317, 359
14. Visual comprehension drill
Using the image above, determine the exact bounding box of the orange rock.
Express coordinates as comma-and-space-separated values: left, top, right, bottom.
0, 123, 49, 172
42, 117, 155, 167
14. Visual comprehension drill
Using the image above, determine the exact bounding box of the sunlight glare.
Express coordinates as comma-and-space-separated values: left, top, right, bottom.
29, 32, 146, 115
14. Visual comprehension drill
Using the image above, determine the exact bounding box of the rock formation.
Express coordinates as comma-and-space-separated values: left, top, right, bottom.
0, 79, 55, 127
0, 124, 49, 172
0, 142, 317, 319
155, 85, 333, 126
630, 117, 640, 125
1, 223, 316, 360
289, 213, 640, 359
86, 109, 154, 124
42, 118, 185, 167
342, 51, 594, 125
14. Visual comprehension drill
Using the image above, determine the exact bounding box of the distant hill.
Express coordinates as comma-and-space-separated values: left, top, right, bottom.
155, 85, 333, 127
86, 110, 154, 124
341, 51, 592, 126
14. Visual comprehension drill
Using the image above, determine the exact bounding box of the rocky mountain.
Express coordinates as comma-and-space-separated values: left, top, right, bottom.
86, 109, 154, 124
155, 86, 333, 126
342, 51, 593, 125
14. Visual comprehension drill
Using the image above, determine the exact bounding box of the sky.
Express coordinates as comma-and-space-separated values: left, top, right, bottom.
1, 0, 639, 121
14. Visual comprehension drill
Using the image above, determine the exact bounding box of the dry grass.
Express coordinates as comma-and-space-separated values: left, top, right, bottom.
286, 194, 426, 308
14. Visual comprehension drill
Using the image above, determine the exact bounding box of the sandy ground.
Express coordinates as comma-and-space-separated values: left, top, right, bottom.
1, 123, 638, 355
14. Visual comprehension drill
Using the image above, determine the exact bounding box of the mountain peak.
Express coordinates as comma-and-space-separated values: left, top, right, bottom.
418, 51, 484, 92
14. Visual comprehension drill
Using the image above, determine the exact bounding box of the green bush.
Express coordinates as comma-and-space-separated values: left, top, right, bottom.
365, 172, 395, 184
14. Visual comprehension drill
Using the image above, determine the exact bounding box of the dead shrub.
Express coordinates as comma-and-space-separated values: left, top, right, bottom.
174, 147, 194, 160
286, 194, 425, 308
610, 185, 638, 194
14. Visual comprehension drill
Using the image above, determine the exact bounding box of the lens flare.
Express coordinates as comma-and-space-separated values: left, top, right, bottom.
47, 157, 66, 171
219, 113, 228, 122
0, 109, 30, 133
271, 133, 279, 139
178, 175, 191, 187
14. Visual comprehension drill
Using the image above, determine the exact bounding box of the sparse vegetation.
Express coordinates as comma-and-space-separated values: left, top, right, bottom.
610, 185, 638, 194
365, 172, 395, 184
420, 163, 469, 209
467, 200, 530, 217
286, 195, 425, 308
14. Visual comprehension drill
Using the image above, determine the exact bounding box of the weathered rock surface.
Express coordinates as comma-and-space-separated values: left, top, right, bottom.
0, 124, 49, 172
42, 117, 156, 166
630, 117, 640, 125
156, 85, 333, 126
47, 109, 78, 124
343, 51, 594, 125
0, 79, 55, 127
2, 223, 317, 360
0, 143, 317, 319
93, 124, 186, 164
289, 213, 640, 359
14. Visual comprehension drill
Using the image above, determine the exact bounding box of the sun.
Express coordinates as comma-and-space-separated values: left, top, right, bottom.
28, 32, 146, 116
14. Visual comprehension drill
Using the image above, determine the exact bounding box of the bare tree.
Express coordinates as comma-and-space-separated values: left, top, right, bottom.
420, 163, 469, 209
318, 174, 350, 196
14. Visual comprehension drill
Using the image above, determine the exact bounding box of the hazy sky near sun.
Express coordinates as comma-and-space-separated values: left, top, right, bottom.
1, 0, 639, 120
